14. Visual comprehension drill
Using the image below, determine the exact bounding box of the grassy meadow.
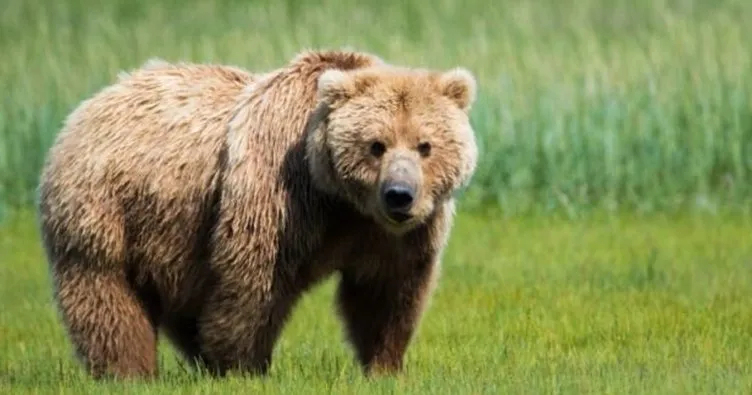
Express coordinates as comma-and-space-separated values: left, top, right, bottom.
2, 0, 752, 393
3, 211, 752, 394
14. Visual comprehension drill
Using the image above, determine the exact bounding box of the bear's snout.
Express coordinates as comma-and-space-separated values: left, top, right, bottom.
380, 155, 420, 224
382, 181, 415, 217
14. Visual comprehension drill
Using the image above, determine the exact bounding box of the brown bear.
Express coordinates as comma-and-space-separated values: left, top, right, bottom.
37, 49, 479, 380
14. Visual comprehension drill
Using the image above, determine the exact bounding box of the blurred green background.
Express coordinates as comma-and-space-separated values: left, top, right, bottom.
2, 0, 751, 217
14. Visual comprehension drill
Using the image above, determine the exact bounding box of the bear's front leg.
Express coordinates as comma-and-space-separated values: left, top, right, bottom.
336, 257, 438, 376
195, 175, 303, 377
197, 279, 298, 377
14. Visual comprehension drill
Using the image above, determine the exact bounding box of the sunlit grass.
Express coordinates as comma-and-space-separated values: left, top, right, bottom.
2, 210, 751, 393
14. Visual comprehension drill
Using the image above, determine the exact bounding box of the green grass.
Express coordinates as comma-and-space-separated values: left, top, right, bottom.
2, 210, 751, 393
1, 0, 752, 216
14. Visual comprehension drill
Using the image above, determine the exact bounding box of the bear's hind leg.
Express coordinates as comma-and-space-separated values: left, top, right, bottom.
53, 262, 160, 380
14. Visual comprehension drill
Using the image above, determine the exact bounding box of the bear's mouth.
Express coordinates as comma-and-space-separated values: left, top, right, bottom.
386, 211, 412, 224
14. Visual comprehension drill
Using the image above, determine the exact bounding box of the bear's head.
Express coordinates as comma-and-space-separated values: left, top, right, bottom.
306, 64, 478, 235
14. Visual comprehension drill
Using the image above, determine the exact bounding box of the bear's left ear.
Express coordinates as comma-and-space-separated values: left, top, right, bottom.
317, 69, 377, 108
437, 68, 477, 112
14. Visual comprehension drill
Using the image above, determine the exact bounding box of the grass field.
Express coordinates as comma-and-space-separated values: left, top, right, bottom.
2, 210, 752, 394
2, 0, 752, 393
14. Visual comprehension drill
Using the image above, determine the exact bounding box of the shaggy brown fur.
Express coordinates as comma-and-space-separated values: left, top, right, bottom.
37, 49, 479, 380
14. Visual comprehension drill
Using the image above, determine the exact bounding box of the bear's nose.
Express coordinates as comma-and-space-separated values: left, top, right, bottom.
382, 182, 415, 214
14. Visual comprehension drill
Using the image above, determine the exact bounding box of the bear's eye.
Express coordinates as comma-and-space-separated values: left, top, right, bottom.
370, 141, 386, 158
417, 142, 432, 157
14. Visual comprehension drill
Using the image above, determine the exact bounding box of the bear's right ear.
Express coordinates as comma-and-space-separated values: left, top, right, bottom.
317, 69, 352, 107
317, 69, 377, 108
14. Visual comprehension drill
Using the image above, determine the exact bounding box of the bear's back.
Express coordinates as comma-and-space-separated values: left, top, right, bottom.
38, 61, 256, 284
